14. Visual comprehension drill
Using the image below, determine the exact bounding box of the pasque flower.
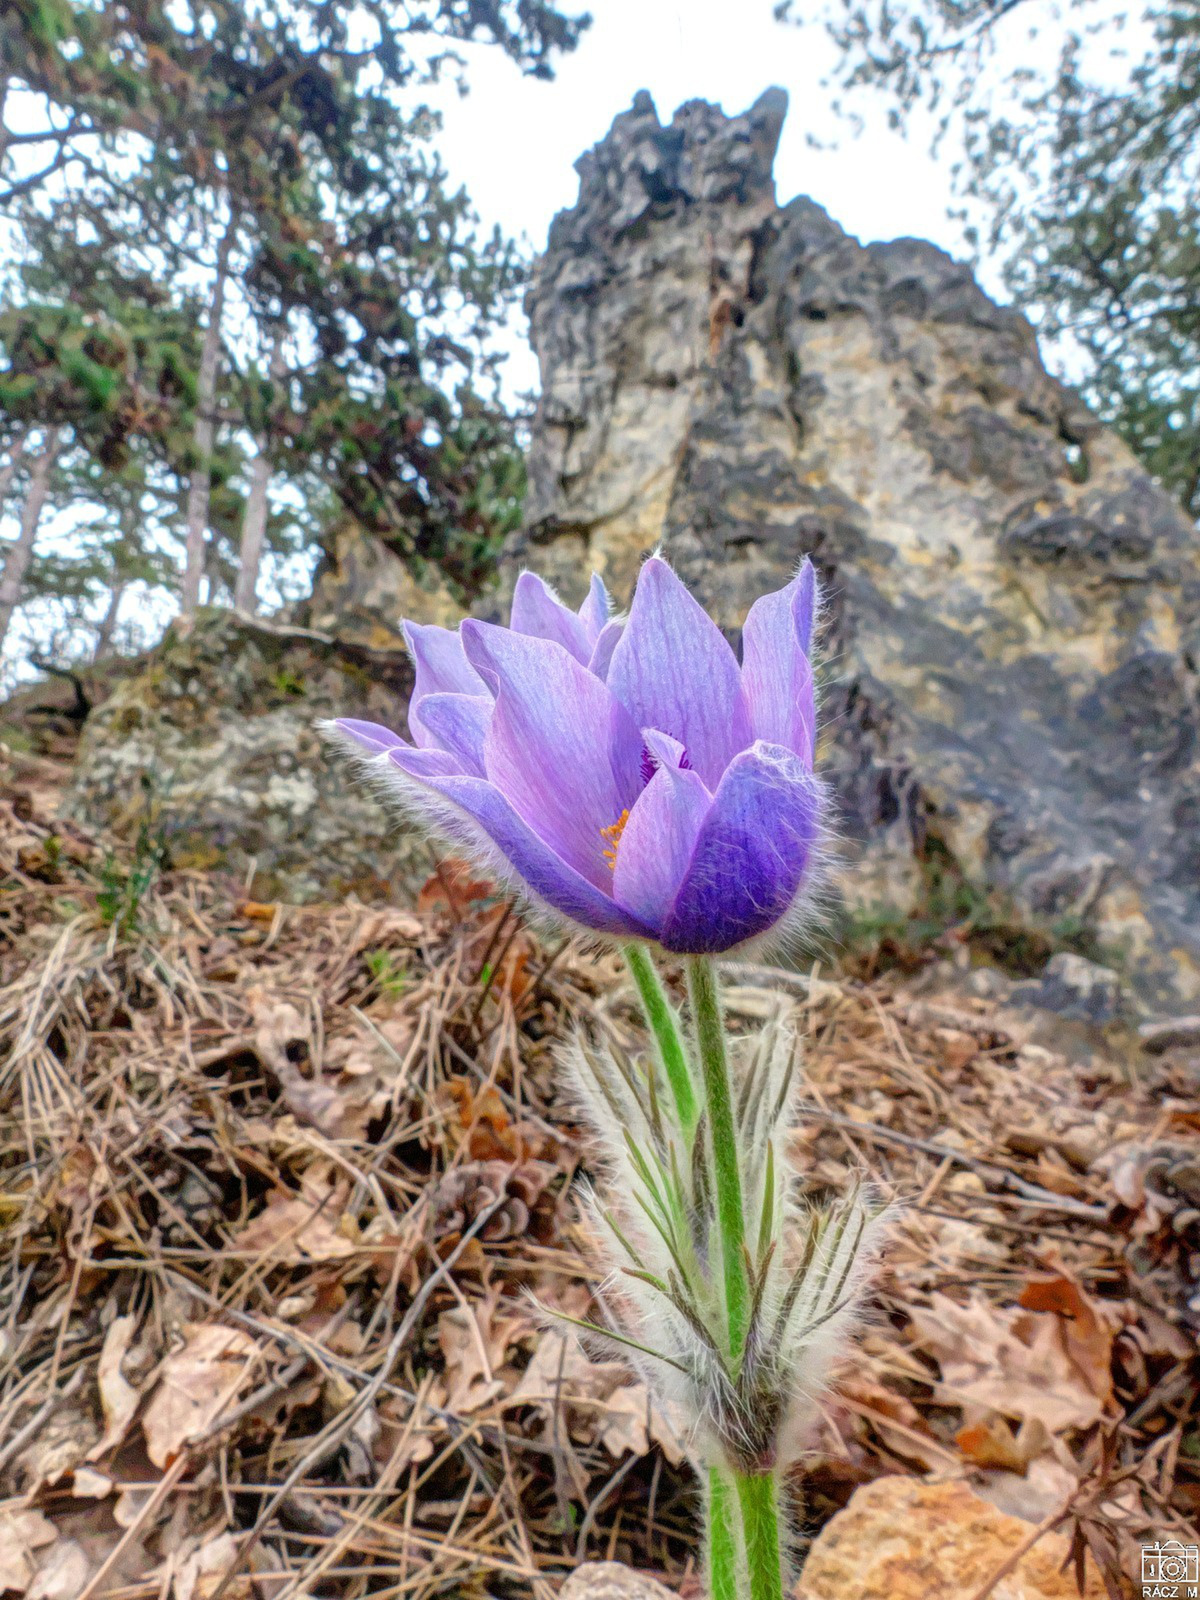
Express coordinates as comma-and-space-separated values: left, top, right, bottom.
327, 552, 881, 1600
328, 557, 824, 955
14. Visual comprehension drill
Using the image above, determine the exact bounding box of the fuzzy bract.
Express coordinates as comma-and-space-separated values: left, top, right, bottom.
327, 557, 826, 955
567, 1015, 887, 1475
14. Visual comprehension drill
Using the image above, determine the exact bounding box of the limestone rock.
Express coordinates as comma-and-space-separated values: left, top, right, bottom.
505, 89, 1200, 1008
64, 611, 423, 903
307, 519, 463, 649
1009, 952, 1125, 1025
558, 1561, 676, 1600
795, 1476, 1106, 1599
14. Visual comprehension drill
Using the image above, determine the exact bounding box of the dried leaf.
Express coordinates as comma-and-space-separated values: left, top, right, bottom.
508, 1330, 686, 1464
909, 1290, 1111, 1434
89, 1314, 141, 1459
436, 1290, 536, 1414
417, 859, 493, 917
233, 1166, 357, 1264
142, 1323, 260, 1467
172, 1531, 251, 1600
1016, 1273, 1116, 1410
26, 1539, 91, 1600
0, 1510, 58, 1595
955, 1412, 1050, 1472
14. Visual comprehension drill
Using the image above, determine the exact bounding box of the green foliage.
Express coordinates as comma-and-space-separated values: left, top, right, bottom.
270, 667, 305, 698
94, 816, 167, 935
0, 0, 589, 662
364, 948, 409, 997
787, 0, 1200, 518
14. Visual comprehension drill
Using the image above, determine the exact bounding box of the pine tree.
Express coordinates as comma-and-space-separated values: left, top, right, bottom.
0, 0, 589, 667
785, 0, 1200, 518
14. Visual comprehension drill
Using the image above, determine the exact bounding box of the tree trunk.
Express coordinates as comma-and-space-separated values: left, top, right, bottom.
0, 427, 59, 656
0, 428, 28, 509
180, 215, 235, 617
234, 331, 285, 614
92, 576, 127, 660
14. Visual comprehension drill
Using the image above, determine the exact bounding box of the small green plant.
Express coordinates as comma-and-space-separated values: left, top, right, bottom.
271, 667, 306, 697
96, 817, 167, 934
364, 948, 408, 997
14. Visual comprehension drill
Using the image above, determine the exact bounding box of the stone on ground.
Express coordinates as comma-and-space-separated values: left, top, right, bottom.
795, 1476, 1106, 1600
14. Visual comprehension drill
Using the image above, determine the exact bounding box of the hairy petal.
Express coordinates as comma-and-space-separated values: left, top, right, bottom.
411, 693, 491, 776
510, 571, 592, 663
333, 718, 405, 756
578, 572, 610, 645
384, 744, 466, 780
607, 557, 751, 788
612, 729, 712, 931
741, 561, 817, 765
659, 741, 823, 954
403, 621, 486, 700
461, 621, 643, 887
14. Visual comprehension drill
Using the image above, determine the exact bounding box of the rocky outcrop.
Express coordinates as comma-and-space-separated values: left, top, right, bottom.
795, 1476, 1106, 1599
63, 612, 423, 902
502, 89, 1200, 1009
307, 519, 461, 649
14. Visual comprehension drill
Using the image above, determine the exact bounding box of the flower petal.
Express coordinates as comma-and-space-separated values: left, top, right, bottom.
659, 741, 823, 954
404, 768, 653, 938
461, 620, 643, 887
611, 731, 712, 932
588, 619, 624, 681
386, 744, 466, 780
510, 571, 592, 663
578, 573, 610, 645
607, 557, 751, 788
794, 557, 817, 655
403, 621, 487, 699
403, 621, 487, 744
740, 561, 818, 765
333, 718, 405, 755
411, 693, 491, 776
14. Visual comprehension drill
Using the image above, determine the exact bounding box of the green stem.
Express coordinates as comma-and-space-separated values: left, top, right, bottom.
707, 1467, 738, 1600
735, 1472, 784, 1600
687, 955, 748, 1363
624, 943, 697, 1130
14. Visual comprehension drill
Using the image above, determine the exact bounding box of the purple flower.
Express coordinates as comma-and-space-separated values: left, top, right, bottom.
327, 559, 824, 954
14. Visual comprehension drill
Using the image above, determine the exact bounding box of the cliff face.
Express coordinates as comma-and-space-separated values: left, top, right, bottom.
502, 90, 1200, 1007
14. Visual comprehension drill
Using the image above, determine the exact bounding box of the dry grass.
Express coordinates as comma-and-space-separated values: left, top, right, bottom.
0, 744, 1196, 1599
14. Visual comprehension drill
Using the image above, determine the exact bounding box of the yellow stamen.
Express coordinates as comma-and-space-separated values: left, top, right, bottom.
600, 809, 630, 871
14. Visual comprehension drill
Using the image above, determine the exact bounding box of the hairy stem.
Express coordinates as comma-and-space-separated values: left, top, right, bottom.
735, 1472, 785, 1600
707, 1467, 739, 1600
624, 943, 697, 1130
687, 956, 748, 1362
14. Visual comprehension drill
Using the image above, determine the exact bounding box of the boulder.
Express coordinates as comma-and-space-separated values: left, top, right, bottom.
503, 89, 1200, 1008
63, 611, 424, 903
559, 1562, 676, 1600
795, 1476, 1107, 1599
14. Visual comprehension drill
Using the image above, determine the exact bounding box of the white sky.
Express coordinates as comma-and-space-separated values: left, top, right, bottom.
427, 0, 977, 396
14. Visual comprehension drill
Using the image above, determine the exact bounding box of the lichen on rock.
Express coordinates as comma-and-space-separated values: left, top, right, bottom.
64, 611, 424, 903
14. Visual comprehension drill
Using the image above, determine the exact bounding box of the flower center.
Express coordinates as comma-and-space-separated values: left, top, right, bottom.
600, 809, 630, 872
639, 742, 692, 785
